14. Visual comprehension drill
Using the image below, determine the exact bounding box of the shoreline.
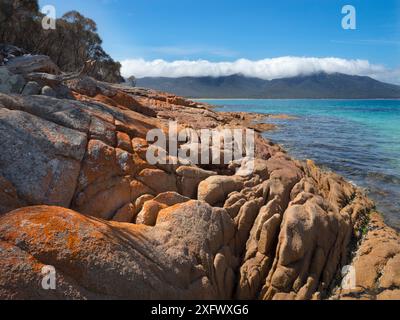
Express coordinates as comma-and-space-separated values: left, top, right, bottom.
0, 54, 399, 299
206, 99, 400, 231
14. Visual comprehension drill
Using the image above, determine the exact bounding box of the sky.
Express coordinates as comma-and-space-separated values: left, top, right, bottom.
38, 0, 400, 83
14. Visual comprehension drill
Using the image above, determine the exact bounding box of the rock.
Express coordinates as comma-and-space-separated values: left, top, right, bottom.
0, 108, 87, 208
117, 131, 133, 153
152, 191, 190, 206
137, 168, 177, 194
72, 140, 133, 219
198, 175, 245, 206
130, 179, 154, 200
235, 158, 270, 180
136, 200, 166, 226
67, 76, 98, 97
74, 139, 120, 192
24, 73, 73, 99
235, 198, 265, 253
0, 94, 92, 133
0, 67, 26, 93
131, 137, 148, 159
136, 192, 190, 226
25, 72, 62, 86
0, 44, 27, 60
0, 59, 396, 301
0, 203, 236, 299
332, 213, 400, 300
233, 156, 376, 301
116, 148, 135, 175
41, 85, 57, 97
256, 191, 354, 300
5, 54, 60, 75
21, 81, 41, 95
134, 194, 155, 213
176, 166, 216, 198
0, 175, 26, 215
112, 203, 136, 223
89, 116, 116, 146
258, 214, 281, 255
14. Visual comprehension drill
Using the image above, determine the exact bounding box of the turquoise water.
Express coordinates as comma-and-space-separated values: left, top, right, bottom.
198, 99, 400, 229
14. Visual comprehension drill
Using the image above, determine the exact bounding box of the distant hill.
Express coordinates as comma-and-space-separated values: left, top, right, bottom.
136, 73, 400, 99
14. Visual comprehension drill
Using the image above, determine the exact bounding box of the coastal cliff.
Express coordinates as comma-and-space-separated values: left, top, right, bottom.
0, 49, 399, 300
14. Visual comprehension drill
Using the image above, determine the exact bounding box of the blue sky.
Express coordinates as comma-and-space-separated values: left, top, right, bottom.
39, 0, 400, 82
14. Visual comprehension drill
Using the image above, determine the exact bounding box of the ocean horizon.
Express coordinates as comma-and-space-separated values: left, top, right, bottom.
197, 99, 400, 229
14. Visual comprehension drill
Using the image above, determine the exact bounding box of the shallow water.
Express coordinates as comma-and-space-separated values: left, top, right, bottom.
198, 99, 400, 229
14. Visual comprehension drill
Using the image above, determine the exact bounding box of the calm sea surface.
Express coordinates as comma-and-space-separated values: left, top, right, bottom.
197, 99, 400, 229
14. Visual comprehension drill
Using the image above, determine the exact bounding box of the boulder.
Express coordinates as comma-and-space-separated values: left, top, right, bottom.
136, 192, 190, 226
0, 67, 26, 94
5, 55, 60, 75
137, 168, 177, 193
21, 81, 41, 95
112, 203, 136, 223
198, 175, 245, 206
0, 203, 236, 299
136, 200, 166, 226
0, 44, 27, 60
0, 94, 92, 133
0, 108, 87, 208
134, 194, 155, 213
176, 166, 216, 198
152, 191, 191, 206
67, 76, 98, 97
332, 213, 400, 300
41, 85, 57, 97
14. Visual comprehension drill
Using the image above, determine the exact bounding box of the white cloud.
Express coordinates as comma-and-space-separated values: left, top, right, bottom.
368, 68, 400, 85
120, 56, 400, 85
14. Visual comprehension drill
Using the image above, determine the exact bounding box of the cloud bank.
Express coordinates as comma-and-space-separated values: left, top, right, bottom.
121, 57, 400, 85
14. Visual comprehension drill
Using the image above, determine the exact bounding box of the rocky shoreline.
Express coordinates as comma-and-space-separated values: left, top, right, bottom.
0, 50, 399, 300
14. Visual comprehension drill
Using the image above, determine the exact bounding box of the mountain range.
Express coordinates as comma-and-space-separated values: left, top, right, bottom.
136, 73, 400, 99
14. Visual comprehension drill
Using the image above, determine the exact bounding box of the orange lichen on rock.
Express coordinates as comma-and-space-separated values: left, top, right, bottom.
0, 70, 398, 300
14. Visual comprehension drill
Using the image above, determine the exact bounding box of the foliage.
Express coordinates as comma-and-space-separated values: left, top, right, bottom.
0, 0, 123, 83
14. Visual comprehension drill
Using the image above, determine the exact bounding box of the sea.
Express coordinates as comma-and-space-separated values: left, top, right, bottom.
197, 99, 400, 230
